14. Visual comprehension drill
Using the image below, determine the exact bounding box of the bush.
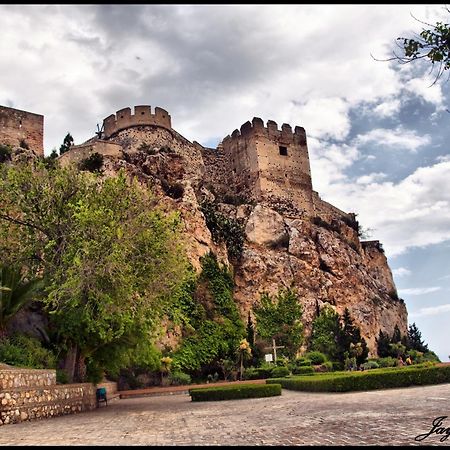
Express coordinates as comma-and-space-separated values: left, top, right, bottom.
291, 365, 314, 375
304, 351, 327, 365
56, 369, 69, 384
19, 139, 29, 150
271, 366, 290, 378
0, 335, 57, 369
315, 361, 333, 372
78, 152, 104, 173
190, 383, 282, 401
294, 357, 312, 367
0, 144, 12, 163
332, 361, 344, 371
267, 365, 450, 392
169, 371, 192, 386
377, 357, 397, 368
362, 360, 380, 370
243, 366, 274, 380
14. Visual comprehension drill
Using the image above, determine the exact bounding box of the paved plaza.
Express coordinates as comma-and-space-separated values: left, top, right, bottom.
0, 383, 449, 446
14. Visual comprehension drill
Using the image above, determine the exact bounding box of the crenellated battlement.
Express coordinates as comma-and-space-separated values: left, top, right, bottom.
222, 117, 307, 147
102, 105, 171, 138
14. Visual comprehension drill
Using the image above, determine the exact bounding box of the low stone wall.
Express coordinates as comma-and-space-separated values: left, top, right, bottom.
0, 368, 56, 390
0, 366, 97, 426
0, 383, 96, 425
58, 140, 123, 167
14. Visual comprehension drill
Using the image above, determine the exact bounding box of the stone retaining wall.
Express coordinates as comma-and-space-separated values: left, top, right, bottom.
0, 367, 96, 426
0, 368, 56, 390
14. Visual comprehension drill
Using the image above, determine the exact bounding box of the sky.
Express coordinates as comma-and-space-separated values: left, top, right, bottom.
0, 4, 449, 361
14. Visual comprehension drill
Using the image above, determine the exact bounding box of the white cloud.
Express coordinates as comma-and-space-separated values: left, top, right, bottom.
373, 99, 401, 118
410, 303, 450, 318
392, 267, 411, 277
398, 287, 441, 296
311, 158, 450, 257
356, 172, 387, 185
0, 4, 445, 152
404, 77, 445, 109
355, 127, 431, 152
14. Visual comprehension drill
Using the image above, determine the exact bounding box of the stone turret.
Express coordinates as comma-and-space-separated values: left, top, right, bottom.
102, 105, 171, 139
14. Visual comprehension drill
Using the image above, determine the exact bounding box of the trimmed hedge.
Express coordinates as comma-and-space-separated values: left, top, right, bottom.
189, 383, 282, 401
243, 367, 274, 380
292, 365, 315, 375
271, 366, 290, 378
266, 365, 450, 392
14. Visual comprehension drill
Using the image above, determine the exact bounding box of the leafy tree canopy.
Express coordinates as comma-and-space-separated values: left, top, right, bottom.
254, 286, 304, 359
0, 161, 189, 380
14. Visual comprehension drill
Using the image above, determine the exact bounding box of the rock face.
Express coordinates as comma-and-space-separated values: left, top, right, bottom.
235, 211, 407, 356
56, 111, 408, 358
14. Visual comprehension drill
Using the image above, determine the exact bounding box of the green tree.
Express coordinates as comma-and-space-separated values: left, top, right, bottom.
0, 265, 43, 338
407, 322, 429, 353
254, 287, 304, 359
338, 308, 368, 366
0, 161, 189, 382
309, 304, 341, 361
59, 133, 74, 155
391, 324, 402, 344
376, 329, 391, 358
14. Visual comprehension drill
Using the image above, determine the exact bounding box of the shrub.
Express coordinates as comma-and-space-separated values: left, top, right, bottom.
200, 201, 245, 260
271, 366, 290, 378
189, 383, 282, 401
291, 365, 314, 375
315, 361, 333, 372
161, 180, 184, 199
169, 371, 192, 386
304, 351, 327, 365
362, 360, 380, 370
0, 144, 12, 163
243, 366, 274, 380
78, 152, 104, 173
56, 369, 69, 384
377, 357, 397, 368
267, 365, 450, 392
19, 139, 29, 149
0, 335, 56, 369
294, 357, 312, 367
138, 142, 156, 155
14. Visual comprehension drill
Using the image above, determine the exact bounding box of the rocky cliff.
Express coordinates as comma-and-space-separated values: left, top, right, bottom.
56, 123, 408, 358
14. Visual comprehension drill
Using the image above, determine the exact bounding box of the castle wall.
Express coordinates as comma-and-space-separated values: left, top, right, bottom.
58, 140, 123, 167
312, 191, 352, 221
103, 105, 171, 139
0, 106, 44, 156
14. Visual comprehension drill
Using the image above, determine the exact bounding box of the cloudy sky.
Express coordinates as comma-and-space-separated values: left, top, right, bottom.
1, 4, 449, 361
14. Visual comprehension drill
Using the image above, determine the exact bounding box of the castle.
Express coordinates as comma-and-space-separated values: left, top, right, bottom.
0, 102, 359, 238
0, 103, 408, 357
57, 104, 352, 223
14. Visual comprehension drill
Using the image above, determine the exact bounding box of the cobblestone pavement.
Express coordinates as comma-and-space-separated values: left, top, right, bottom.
1, 383, 449, 446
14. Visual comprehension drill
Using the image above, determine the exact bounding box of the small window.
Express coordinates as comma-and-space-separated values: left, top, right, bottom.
279, 145, 288, 156
141, 112, 145, 115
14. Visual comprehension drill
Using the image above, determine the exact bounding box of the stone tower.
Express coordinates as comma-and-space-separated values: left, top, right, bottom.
220, 117, 313, 215
0, 105, 44, 156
